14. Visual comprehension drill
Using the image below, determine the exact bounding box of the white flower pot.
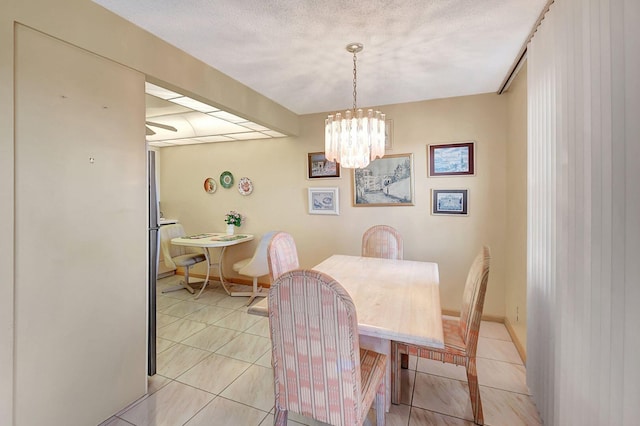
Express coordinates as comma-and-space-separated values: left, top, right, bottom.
226, 224, 235, 235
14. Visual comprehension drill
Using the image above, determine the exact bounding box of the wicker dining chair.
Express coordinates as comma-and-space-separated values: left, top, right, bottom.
391, 246, 491, 425
266, 231, 300, 281
269, 269, 387, 426
361, 225, 403, 260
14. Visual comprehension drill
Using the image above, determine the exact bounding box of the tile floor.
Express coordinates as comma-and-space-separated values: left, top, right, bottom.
101, 275, 542, 426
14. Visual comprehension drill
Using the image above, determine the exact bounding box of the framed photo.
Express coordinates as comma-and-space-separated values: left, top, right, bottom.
308, 187, 339, 215
308, 152, 340, 179
353, 153, 414, 207
428, 141, 475, 177
431, 189, 468, 215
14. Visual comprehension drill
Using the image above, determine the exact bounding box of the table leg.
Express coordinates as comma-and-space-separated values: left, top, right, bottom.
217, 247, 234, 295
194, 248, 212, 300
359, 335, 391, 412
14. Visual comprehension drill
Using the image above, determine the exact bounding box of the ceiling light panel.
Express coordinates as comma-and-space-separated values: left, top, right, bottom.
169, 96, 220, 113
208, 111, 246, 123
227, 132, 271, 140
145, 82, 289, 147
145, 82, 181, 100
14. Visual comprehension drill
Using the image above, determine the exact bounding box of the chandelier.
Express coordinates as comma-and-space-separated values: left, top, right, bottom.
325, 43, 385, 169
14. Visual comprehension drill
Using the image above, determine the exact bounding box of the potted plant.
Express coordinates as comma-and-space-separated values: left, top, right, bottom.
224, 210, 242, 235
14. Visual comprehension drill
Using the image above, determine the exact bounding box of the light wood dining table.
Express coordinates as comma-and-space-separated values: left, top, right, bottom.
248, 254, 444, 409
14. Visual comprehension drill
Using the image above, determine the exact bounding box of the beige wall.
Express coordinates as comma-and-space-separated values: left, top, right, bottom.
159, 93, 510, 317
0, 0, 301, 424
13, 25, 148, 425
504, 64, 528, 353
0, 0, 530, 423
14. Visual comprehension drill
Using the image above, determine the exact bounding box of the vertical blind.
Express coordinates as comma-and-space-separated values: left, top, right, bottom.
527, 0, 639, 425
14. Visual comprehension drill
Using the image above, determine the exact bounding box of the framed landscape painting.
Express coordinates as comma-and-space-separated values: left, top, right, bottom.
428, 141, 475, 177
353, 153, 414, 207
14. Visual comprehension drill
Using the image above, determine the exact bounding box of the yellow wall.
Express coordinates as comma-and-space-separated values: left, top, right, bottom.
159, 93, 510, 317
504, 64, 528, 354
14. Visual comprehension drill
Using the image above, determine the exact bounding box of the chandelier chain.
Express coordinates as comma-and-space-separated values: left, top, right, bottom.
352, 51, 358, 111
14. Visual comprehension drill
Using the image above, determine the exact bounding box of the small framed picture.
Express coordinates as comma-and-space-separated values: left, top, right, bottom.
428, 142, 475, 177
431, 189, 468, 215
308, 152, 340, 179
308, 187, 340, 215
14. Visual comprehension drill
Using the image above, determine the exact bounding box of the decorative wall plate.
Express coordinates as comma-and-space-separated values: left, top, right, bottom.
203, 177, 217, 193
238, 177, 253, 195
220, 171, 234, 188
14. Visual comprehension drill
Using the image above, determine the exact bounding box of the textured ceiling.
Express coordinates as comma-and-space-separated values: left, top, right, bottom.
93, 0, 545, 115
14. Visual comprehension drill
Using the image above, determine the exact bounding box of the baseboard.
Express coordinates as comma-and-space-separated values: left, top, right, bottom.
442, 309, 527, 365
504, 316, 527, 365
175, 269, 270, 289
441, 309, 504, 323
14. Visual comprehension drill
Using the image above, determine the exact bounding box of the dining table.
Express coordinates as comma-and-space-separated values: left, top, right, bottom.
170, 232, 254, 299
248, 254, 444, 409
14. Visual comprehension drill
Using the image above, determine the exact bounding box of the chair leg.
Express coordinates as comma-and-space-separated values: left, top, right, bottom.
466, 358, 484, 425
375, 379, 386, 426
182, 266, 195, 294
391, 341, 402, 405
161, 266, 195, 294
273, 406, 288, 426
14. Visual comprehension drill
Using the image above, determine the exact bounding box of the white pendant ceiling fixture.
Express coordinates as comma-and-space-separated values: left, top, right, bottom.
325, 43, 385, 169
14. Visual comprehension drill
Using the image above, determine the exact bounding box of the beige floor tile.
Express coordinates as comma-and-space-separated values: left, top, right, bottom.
156, 337, 176, 354
119, 381, 214, 426
382, 403, 411, 426
156, 343, 212, 379
194, 288, 228, 305
416, 358, 468, 382
157, 318, 208, 342
216, 333, 272, 363
185, 396, 269, 426
220, 364, 275, 412
477, 358, 529, 394
399, 367, 416, 406
147, 374, 171, 395
411, 373, 474, 421
156, 296, 182, 311
481, 386, 542, 426
176, 353, 251, 394
181, 325, 241, 352
255, 350, 272, 368
477, 337, 523, 365
215, 294, 253, 309
160, 300, 207, 318
99, 417, 135, 426
214, 309, 262, 331
409, 406, 473, 425
184, 305, 235, 324
479, 321, 512, 341
287, 411, 331, 425
157, 312, 181, 328
245, 317, 271, 337
259, 413, 305, 425
161, 288, 197, 301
